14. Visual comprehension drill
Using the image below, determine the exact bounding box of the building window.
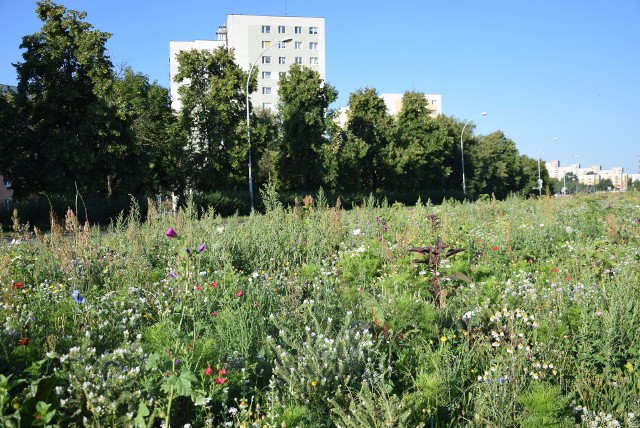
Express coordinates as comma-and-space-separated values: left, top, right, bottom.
262, 71, 271, 79
263, 87, 272, 95
262, 25, 271, 33
431, 100, 438, 105
294, 41, 302, 50
294, 26, 302, 34
3, 180, 11, 188
309, 27, 318, 35
263, 103, 273, 110
278, 57, 286, 64
309, 42, 318, 50
262, 41, 272, 48
278, 41, 287, 49
278, 25, 286, 34
295, 56, 302, 65
279, 71, 286, 78
262, 56, 271, 64
310, 57, 318, 65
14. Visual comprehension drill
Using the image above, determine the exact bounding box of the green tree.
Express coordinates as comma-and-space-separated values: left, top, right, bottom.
466, 131, 522, 199
344, 87, 393, 192
516, 155, 545, 197
174, 46, 248, 191
596, 177, 613, 191
110, 67, 184, 194
396, 91, 457, 191
9, 0, 127, 198
277, 64, 337, 191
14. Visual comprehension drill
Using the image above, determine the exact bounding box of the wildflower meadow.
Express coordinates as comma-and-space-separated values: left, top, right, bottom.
1, 189, 640, 427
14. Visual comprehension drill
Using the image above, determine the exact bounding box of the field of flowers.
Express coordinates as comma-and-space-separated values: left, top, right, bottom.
1, 189, 640, 427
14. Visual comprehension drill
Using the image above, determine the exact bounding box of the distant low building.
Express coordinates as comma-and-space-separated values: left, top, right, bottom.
0, 84, 17, 95
0, 175, 12, 204
546, 160, 629, 190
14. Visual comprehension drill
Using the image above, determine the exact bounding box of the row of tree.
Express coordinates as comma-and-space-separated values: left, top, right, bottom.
0, 0, 549, 204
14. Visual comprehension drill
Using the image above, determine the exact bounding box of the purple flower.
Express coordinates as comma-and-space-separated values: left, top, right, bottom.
637, 217, 640, 224
170, 271, 178, 279
166, 228, 177, 238
71, 290, 85, 304
197, 243, 206, 253
185, 247, 191, 256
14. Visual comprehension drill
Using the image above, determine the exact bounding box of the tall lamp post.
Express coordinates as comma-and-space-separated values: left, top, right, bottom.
537, 137, 558, 195
562, 155, 579, 195
460, 112, 488, 196
246, 37, 292, 211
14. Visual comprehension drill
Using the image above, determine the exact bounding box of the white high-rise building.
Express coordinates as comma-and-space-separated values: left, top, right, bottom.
169, 14, 325, 112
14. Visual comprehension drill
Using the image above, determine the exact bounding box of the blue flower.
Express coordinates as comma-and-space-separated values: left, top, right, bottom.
71, 290, 85, 304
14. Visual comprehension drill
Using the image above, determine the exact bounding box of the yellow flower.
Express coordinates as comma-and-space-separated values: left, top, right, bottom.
311, 380, 318, 387
625, 361, 635, 373
440, 335, 448, 343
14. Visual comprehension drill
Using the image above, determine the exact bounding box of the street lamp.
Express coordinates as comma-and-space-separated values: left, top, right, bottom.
460, 112, 488, 196
246, 37, 292, 211
537, 137, 558, 196
562, 155, 579, 195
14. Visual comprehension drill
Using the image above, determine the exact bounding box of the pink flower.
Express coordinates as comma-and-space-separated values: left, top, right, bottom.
218, 368, 227, 376
215, 377, 225, 385
166, 228, 177, 238
210, 311, 218, 317
552, 267, 558, 273
204, 367, 213, 376
195, 285, 201, 291
210, 282, 218, 288
235, 290, 243, 297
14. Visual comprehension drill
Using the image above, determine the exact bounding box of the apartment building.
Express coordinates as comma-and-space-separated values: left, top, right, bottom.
170, 14, 325, 112
335, 92, 443, 128
545, 160, 629, 190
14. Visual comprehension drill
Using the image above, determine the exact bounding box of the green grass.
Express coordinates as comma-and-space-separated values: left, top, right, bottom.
1, 192, 639, 427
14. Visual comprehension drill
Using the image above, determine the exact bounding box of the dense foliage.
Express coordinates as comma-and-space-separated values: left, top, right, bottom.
1, 191, 639, 426
0, 1, 551, 206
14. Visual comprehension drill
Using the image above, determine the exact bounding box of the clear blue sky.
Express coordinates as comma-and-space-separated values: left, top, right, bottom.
2, 0, 639, 173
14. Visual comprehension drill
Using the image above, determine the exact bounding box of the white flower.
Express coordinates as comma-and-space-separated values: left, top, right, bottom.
352, 228, 361, 235
217, 226, 225, 233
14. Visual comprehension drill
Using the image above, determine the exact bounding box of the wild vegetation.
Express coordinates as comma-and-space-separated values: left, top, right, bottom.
1, 190, 639, 427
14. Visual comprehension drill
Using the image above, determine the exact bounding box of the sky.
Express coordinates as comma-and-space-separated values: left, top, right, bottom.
1, 0, 639, 173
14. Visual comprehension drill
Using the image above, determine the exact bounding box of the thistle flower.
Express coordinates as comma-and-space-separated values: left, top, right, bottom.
166, 228, 177, 238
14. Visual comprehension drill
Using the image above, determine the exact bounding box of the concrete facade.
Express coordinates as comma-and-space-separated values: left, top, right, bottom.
546, 160, 630, 190
170, 14, 325, 112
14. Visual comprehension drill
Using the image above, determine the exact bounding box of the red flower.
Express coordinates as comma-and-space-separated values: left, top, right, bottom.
565, 276, 571, 281
552, 267, 558, 273
17, 337, 31, 346
204, 367, 213, 376
215, 377, 226, 385
195, 285, 202, 291
528, 259, 533, 264
210, 311, 218, 317
491, 246, 498, 251
218, 368, 227, 376
210, 282, 218, 288
12, 281, 24, 289
235, 290, 243, 297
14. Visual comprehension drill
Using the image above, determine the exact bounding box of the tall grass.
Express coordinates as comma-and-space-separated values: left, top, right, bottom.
1, 192, 639, 427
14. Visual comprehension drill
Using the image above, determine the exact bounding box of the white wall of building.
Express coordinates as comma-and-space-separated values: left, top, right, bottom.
169, 14, 325, 112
